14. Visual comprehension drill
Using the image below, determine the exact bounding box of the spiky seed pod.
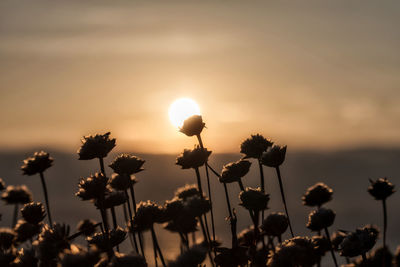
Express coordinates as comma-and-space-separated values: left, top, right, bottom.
302, 183, 333, 207
219, 159, 251, 184
261, 212, 288, 237
267, 236, 320, 267
0, 178, 5, 191
261, 145, 287, 168
306, 208, 336, 232
95, 190, 127, 209
368, 178, 395, 200
0, 228, 16, 250
75, 173, 109, 201
21, 202, 46, 225
13, 247, 38, 267
109, 154, 145, 176
108, 252, 147, 267
184, 195, 211, 218
21, 151, 53, 175
311, 236, 331, 256
1, 185, 32, 205
179, 115, 205, 137
339, 225, 379, 257
176, 146, 212, 169
240, 134, 273, 159
239, 187, 270, 211
34, 223, 70, 261
130, 201, 165, 232
109, 173, 136, 191
60, 245, 100, 267
237, 226, 256, 247
168, 243, 208, 267
78, 132, 116, 160
174, 184, 199, 200
331, 231, 347, 251
214, 246, 249, 267
13, 220, 41, 243
77, 219, 98, 237
87, 228, 126, 251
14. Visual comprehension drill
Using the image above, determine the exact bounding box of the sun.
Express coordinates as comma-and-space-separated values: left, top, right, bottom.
168, 98, 201, 128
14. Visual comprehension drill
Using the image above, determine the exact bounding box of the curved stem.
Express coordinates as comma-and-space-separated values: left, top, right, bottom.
39, 172, 53, 226
275, 167, 294, 237
12, 203, 18, 228
151, 225, 166, 267
324, 227, 338, 267
223, 183, 233, 218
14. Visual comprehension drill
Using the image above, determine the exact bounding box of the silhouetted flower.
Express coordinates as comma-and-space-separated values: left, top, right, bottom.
21, 202, 46, 225
76, 219, 98, 237
176, 146, 211, 169
311, 236, 331, 256
238, 226, 255, 247
214, 246, 249, 267
109, 154, 145, 175
261, 145, 287, 167
76, 173, 109, 201
331, 230, 347, 251
179, 115, 205, 137
87, 228, 126, 251
219, 159, 251, 183
13, 247, 38, 267
34, 223, 70, 261
184, 195, 211, 217
0, 178, 5, 191
261, 212, 288, 237
13, 220, 41, 243
240, 134, 273, 159
95, 190, 127, 209
163, 198, 185, 221
78, 132, 116, 160
0, 247, 17, 266
169, 243, 208, 267
339, 225, 379, 257
364, 246, 393, 267
1, 185, 32, 205
108, 252, 147, 267
239, 187, 269, 211
60, 245, 100, 267
131, 201, 165, 232
109, 173, 136, 191
174, 184, 199, 200
0, 228, 16, 250
21, 151, 53, 175
368, 178, 395, 200
302, 183, 333, 207
164, 215, 198, 234
306, 208, 335, 231
267, 236, 320, 267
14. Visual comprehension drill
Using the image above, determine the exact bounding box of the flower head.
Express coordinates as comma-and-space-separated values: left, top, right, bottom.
261, 145, 287, 167
184, 195, 211, 218
21, 151, 53, 175
1, 185, 32, 205
78, 132, 116, 160
60, 245, 100, 267
13, 247, 38, 267
306, 208, 336, 231
13, 220, 41, 243
76, 173, 109, 201
339, 225, 379, 257
77, 219, 98, 237
179, 115, 205, 137
311, 236, 331, 256
109, 173, 136, 191
174, 184, 199, 200
238, 226, 256, 247
219, 159, 251, 184
108, 252, 147, 267
169, 243, 208, 267
239, 187, 269, 211
302, 183, 333, 207
261, 212, 288, 237
368, 178, 395, 200
0, 228, 16, 250
240, 134, 273, 159
95, 190, 127, 209
331, 230, 347, 251
164, 215, 198, 234
87, 227, 126, 251
176, 146, 211, 169
109, 154, 145, 175
21, 202, 46, 225
130, 201, 165, 232
34, 223, 70, 261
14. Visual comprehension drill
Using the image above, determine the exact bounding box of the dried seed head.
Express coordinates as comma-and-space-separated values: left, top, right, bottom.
0, 228, 16, 250
21, 151, 53, 176
239, 187, 270, 211
306, 208, 336, 232
179, 115, 205, 137
261, 212, 288, 237
109, 173, 136, 191
130, 201, 165, 232
219, 159, 251, 184
108, 252, 147, 267
302, 183, 333, 207
368, 178, 395, 200
76, 173, 109, 201
78, 132, 116, 160
13, 220, 41, 243
21, 202, 46, 225
339, 225, 379, 257
1, 185, 32, 205
174, 184, 199, 200
176, 146, 211, 169
77, 219, 98, 237
109, 154, 145, 175
261, 145, 287, 168
169, 243, 208, 267
240, 134, 273, 159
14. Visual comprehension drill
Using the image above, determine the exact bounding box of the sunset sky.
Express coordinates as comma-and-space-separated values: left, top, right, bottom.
1, 0, 399, 153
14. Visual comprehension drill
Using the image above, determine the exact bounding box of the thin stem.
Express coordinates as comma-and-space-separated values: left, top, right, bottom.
238, 180, 245, 191
194, 168, 204, 196
223, 183, 233, 218
382, 199, 387, 248
151, 225, 166, 267
12, 203, 18, 228
99, 157, 106, 175
68, 222, 102, 240
125, 190, 139, 254
258, 159, 266, 221
275, 167, 294, 237
39, 172, 53, 226
129, 184, 137, 215
324, 227, 338, 267
110, 207, 119, 252
123, 203, 136, 250
362, 253, 367, 262
199, 216, 215, 267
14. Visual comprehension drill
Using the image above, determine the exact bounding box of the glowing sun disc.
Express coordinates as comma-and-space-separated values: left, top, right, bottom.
169, 98, 201, 128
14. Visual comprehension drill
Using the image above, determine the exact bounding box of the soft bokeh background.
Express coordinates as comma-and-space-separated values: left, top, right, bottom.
1, 1, 400, 266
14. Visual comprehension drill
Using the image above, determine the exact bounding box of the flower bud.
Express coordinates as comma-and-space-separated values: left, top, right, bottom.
239, 187, 269, 211
302, 183, 333, 207
219, 159, 251, 184
78, 132, 116, 160
261, 145, 287, 167
179, 115, 205, 137
368, 178, 395, 200
240, 134, 273, 159
176, 146, 211, 169
21, 202, 46, 225
21, 151, 53, 175
109, 154, 145, 175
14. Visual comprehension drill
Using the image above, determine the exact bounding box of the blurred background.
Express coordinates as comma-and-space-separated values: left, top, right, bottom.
1, 0, 399, 265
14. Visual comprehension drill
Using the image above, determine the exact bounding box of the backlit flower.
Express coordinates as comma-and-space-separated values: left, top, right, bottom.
179, 115, 205, 137
60, 245, 100, 267
95, 190, 127, 209
131, 201, 165, 232
174, 184, 199, 200
311, 236, 331, 256
1, 185, 32, 205
169, 243, 207, 267
219, 159, 251, 183
109, 154, 145, 175
176, 146, 211, 169
21, 151, 53, 175
184, 195, 211, 217
240, 134, 273, 159
78, 132, 116, 160
108, 252, 147, 267
34, 223, 70, 261
77, 219, 98, 237
302, 183, 333, 207
87, 227, 126, 251
368, 178, 395, 200
261, 212, 288, 237
76, 173, 109, 201
21, 202, 46, 225
339, 225, 379, 257
331, 230, 346, 251
306, 208, 335, 231
0, 228, 16, 250
261, 145, 287, 168
239, 187, 270, 211
13, 220, 41, 243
